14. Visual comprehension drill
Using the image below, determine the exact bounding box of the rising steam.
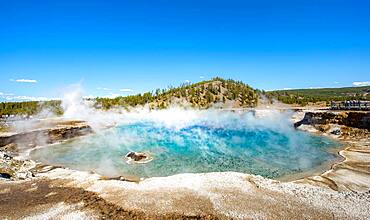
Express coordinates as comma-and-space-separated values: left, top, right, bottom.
59, 84, 295, 131
13, 84, 338, 178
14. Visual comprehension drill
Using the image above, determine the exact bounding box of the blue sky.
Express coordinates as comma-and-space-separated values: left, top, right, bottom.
0, 0, 369, 101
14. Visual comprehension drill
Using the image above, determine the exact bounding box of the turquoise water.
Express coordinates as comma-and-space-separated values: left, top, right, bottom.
30, 112, 340, 179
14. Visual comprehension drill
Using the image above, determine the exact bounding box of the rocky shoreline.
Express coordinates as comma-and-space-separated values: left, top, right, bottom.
0, 119, 92, 181
293, 110, 370, 192
0, 119, 92, 149
1, 111, 369, 219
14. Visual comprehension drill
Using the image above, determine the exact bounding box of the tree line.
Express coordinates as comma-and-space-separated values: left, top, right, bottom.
266, 86, 370, 106
1, 77, 260, 116
0, 100, 63, 116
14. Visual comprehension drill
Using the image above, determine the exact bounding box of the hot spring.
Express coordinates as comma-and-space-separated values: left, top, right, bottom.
30, 110, 340, 179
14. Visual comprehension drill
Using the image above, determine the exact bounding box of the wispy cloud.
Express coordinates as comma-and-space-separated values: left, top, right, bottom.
10, 78, 38, 83
0, 92, 14, 96
83, 95, 96, 99
119, 88, 133, 92
0, 91, 50, 102
200, 76, 204, 79
276, 85, 327, 90
352, 81, 370, 86
281, 88, 296, 90
11, 96, 48, 101
185, 80, 190, 83
84, 93, 122, 99
97, 87, 112, 91
99, 93, 122, 98
2, 95, 49, 101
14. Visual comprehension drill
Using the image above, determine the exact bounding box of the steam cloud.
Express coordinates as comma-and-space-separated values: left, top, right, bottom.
59, 84, 295, 131
9, 83, 337, 178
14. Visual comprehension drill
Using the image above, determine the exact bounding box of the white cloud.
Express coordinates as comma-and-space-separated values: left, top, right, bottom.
97, 87, 112, 91
19, 96, 48, 101
281, 88, 295, 90
104, 93, 122, 98
119, 88, 133, 92
10, 79, 38, 83
0, 92, 13, 96
200, 76, 204, 79
333, 81, 340, 84
185, 80, 190, 83
352, 81, 370, 86
85, 93, 123, 99
4, 96, 49, 101
83, 95, 96, 99
0, 91, 52, 102
277, 86, 322, 90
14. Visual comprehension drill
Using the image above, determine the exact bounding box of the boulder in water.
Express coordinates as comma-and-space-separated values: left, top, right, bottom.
124, 151, 153, 164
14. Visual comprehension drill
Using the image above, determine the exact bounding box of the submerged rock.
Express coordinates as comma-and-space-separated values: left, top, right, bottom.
124, 151, 153, 164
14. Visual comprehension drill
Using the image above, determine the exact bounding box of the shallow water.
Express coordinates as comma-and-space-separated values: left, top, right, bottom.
30, 111, 340, 179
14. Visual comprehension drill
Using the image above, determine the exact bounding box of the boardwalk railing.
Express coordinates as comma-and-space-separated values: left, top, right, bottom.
331, 101, 370, 110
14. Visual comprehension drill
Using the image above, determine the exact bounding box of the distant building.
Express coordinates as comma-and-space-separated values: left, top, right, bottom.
331, 100, 370, 110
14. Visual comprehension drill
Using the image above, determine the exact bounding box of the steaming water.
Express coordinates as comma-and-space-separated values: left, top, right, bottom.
30, 110, 340, 179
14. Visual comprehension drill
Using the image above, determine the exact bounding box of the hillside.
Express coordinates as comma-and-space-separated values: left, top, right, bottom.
95, 77, 259, 109
266, 86, 370, 106
0, 78, 259, 116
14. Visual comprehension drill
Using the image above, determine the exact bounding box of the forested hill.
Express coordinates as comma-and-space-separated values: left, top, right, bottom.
266, 86, 370, 106
94, 77, 259, 109
0, 77, 259, 116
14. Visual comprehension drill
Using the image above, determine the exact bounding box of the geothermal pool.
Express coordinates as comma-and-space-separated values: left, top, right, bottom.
30, 110, 340, 179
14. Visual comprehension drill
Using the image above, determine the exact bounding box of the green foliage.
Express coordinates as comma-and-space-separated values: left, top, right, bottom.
93, 77, 259, 109
0, 100, 63, 116
0, 77, 260, 115
3, 80, 369, 114
94, 91, 156, 110
266, 86, 370, 106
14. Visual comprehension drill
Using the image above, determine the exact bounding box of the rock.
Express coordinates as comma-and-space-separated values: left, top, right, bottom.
317, 124, 330, 132
126, 152, 147, 161
0, 122, 92, 148
330, 129, 341, 135
0, 167, 14, 179
294, 111, 370, 130
2, 143, 17, 153
0, 150, 36, 180
15, 171, 33, 180
0, 172, 11, 179
0, 151, 13, 161
124, 151, 153, 164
